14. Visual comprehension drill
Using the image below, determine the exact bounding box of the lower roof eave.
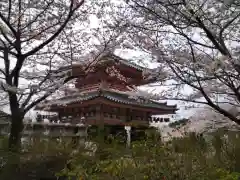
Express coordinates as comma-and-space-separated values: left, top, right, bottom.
35, 97, 177, 115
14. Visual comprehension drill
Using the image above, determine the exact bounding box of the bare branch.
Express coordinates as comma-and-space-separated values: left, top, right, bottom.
23, 0, 84, 57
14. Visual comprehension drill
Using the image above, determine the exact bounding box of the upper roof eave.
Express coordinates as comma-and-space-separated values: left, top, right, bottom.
67, 53, 152, 72
106, 53, 152, 72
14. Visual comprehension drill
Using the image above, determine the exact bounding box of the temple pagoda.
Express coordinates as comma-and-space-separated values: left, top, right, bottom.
35, 53, 177, 126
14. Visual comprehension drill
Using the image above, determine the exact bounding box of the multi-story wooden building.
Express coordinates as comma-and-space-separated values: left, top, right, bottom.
35, 54, 177, 126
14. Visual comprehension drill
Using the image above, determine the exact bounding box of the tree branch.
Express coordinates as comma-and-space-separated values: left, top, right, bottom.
0, 12, 17, 37
7, 0, 12, 22
23, 0, 84, 57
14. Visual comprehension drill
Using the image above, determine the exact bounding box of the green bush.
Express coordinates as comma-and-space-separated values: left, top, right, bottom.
0, 136, 82, 180
0, 128, 240, 180
60, 129, 240, 180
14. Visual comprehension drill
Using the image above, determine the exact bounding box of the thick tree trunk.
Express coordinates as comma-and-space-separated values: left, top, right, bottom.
8, 93, 24, 152
2, 104, 25, 179
8, 113, 24, 152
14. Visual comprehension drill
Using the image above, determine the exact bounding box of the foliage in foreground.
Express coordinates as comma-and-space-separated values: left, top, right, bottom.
60, 130, 240, 180
0, 137, 80, 179
0, 129, 240, 180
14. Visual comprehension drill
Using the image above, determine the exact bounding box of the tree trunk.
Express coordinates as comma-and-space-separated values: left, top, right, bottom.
1, 106, 25, 179
8, 112, 24, 152
8, 92, 24, 152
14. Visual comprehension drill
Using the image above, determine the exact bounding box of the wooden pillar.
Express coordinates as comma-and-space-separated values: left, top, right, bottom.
144, 112, 148, 122
96, 105, 100, 125
96, 104, 104, 126
95, 104, 104, 141
100, 104, 104, 126
58, 110, 62, 120
146, 112, 150, 122
80, 108, 83, 118
125, 108, 130, 123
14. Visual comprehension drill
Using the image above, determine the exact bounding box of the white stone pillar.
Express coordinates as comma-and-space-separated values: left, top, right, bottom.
125, 126, 131, 147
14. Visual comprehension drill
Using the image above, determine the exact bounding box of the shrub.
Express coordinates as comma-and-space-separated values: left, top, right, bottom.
61, 129, 240, 180
0, 136, 81, 180
0, 128, 240, 180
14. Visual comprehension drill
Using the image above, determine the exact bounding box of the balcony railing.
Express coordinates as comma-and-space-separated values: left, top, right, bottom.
150, 117, 170, 123
37, 112, 170, 124
0, 122, 87, 137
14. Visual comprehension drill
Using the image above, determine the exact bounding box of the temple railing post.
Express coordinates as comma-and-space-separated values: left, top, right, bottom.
125, 126, 131, 148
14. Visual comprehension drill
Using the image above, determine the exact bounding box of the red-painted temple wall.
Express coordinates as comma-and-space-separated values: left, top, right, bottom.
74, 64, 144, 91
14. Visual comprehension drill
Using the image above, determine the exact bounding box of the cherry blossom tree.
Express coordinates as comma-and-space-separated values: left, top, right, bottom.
114, 0, 240, 125
189, 105, 240, 133
0, 0, 125, 151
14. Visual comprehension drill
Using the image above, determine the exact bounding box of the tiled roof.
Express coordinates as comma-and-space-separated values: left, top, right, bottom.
37, 89, 177, 111
68, 53, 150, 72
105, 53, 148, 71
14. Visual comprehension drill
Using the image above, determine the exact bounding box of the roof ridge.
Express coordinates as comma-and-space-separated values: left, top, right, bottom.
107, 53, 150, 71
